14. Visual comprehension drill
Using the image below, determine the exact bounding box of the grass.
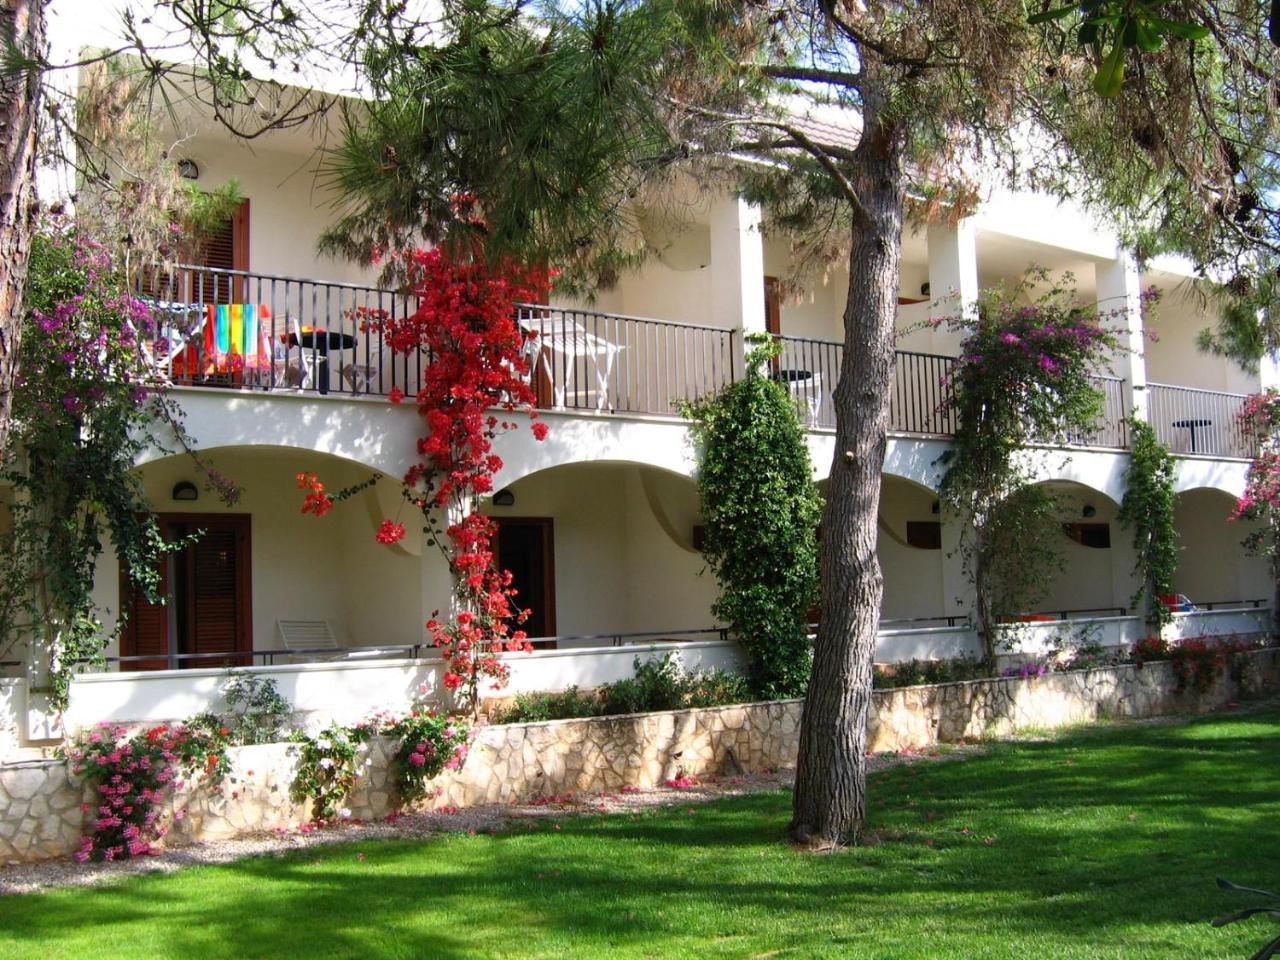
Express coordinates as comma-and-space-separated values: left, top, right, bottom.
4, 707, 1280, 960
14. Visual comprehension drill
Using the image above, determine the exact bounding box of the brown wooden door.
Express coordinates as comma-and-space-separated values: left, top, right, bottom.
493, 517, 556, 648
120, 514, 253, 670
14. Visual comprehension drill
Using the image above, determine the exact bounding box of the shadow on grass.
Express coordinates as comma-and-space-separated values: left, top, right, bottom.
2, 708, 1277, 960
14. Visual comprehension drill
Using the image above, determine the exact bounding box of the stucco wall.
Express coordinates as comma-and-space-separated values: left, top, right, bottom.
90, 448, 428, 660
4, 648, 1276, 863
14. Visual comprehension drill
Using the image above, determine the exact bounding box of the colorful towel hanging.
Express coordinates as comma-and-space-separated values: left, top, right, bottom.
189, 303, 275, 376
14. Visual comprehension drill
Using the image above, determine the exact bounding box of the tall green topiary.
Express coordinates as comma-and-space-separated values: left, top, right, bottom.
1119, 417, 1180, 626
684, 336, 822, 698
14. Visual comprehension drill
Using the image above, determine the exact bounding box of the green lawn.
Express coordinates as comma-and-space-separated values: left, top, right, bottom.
4, 708, 1279, 960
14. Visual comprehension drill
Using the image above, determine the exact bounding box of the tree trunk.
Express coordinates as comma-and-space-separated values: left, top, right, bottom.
0, 0, 43, 463
789, 90, 905, 848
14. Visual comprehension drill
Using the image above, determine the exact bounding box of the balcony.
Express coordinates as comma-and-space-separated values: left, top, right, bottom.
1148, 383, 1254, 459
137, 265, 1248, 456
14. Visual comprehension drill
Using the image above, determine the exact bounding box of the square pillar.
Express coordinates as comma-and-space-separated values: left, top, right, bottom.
709, 193, 765, 377
1096, 253, 1149, 422
926, 220, 978, 356
927, 220, 979, 316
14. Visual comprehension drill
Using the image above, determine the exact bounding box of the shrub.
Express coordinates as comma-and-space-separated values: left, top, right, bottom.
64, 721, 229, 862
497, 686, 601, 723
189, 671, 293, 746
494, 656, 752, 723
383, 711, 470, 803
873, 657, 989, 690
684, 337, 822, 699
600, 655, 688, 714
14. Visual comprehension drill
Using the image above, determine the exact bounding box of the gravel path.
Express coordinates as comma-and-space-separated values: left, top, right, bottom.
0, 743, 981, 896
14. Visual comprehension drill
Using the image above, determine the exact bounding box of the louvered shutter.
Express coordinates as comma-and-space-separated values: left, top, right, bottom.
120, 558, 171, 672
189, 526, 242, 659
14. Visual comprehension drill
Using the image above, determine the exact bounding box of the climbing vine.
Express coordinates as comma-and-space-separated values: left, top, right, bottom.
0, 224, 238, 708
1118, 416, 1179, 626
683, 336, 822, 698
938, 276, 1118, 660
1232, 389, 1280, 631
301, 249, 549, 712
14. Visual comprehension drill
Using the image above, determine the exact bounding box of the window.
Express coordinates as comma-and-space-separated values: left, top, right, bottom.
1063, 522, 1111, 549
906, 521, 942, 550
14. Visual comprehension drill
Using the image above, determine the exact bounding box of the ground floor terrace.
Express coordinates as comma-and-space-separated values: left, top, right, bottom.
0, 408, 1269, 750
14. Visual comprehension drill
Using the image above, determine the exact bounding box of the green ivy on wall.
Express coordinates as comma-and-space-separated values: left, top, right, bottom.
1118, 416, 1179, 626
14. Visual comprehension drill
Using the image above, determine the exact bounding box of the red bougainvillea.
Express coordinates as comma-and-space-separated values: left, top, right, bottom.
302, 250, 550, 710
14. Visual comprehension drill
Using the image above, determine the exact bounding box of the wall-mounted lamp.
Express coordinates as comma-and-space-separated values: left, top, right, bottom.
172, 480, 199, 502
493, 489, 515, 507
1082, 504, 1097, 518
176, 159, 200, 180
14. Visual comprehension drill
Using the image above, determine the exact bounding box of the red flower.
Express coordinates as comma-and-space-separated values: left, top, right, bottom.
388, 386, 405, 405
376, 519, 406, 545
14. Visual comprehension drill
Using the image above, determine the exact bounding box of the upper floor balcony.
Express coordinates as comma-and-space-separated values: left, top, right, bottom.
137, 262, 1255, 460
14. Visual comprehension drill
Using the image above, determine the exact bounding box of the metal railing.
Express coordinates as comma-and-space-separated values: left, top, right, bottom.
133, 265, 739, 418
1079, 375, 1129, 449
78, 644, 428, 671
514, 305, 736, 416
1147, 383, 1253, 459
136, 263, 426, 399
775, 335, 958, 435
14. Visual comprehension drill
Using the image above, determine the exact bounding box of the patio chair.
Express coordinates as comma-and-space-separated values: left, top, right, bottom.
520, 316, 624, 410
262, 316, 327, 391
277, 619, 343, 662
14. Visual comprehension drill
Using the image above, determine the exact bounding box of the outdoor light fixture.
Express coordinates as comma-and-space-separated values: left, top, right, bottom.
172, 481, 199, 502
493, 489, 515, 507
1082, 504, 1097, 518
177, 159, 200, 180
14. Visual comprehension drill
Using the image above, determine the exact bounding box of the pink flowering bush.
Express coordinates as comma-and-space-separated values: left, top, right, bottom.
385, 711, 471, 803
1232, 389, 1280, 624
289, 699, 470, 822
63, 722, 229, 862
0, 223, 239, 706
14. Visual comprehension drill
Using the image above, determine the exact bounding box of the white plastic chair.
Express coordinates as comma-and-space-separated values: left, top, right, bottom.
266, 317, 327, 391
278, 619, 341, 662
522, 317, 624, 410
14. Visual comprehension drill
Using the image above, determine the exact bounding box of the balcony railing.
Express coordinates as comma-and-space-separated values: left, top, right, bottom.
135, 264, 737, 416
137, 263, 426, 398
136, 265, 1253, 461
514, 305, 736, 416
1147, 383, 1253, 459
1075, 374, 1129, 449
776, 335, 958, 435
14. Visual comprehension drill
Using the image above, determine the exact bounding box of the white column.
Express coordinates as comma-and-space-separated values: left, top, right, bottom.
1260, 353, 1280, 393
939, 513, 975, 624
709, 193, 765, 377
927, 220, 979, 316
1096, 253, 1149, 422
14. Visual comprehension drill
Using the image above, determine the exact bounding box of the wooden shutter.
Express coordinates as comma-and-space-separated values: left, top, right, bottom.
118, 514, 253, 671
190, 200, 250, 303
119, 558, 172, 673
186, 523, 251, 665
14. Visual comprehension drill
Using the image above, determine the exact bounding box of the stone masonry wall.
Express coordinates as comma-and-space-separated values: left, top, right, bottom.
2, 649, 1277, 864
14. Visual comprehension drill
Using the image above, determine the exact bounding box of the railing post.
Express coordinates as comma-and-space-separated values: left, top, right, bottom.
1097, 252, 1148, 430
709, 193, 766, 380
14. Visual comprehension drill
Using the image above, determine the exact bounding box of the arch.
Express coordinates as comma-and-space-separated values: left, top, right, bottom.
137, 389, 423, 479
1171, 486, 1268, 605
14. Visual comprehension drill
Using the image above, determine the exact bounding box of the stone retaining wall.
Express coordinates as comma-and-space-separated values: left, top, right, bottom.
3, 649, 1277, 864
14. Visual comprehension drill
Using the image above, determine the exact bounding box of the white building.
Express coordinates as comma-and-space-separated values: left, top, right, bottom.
0, 2, 1272, 746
